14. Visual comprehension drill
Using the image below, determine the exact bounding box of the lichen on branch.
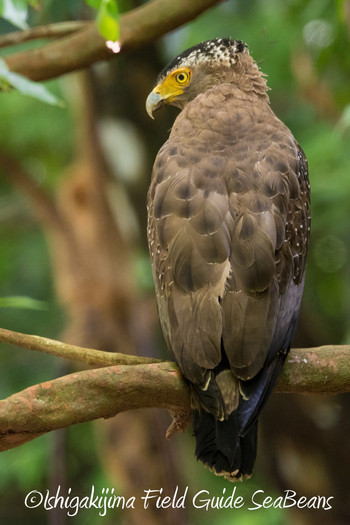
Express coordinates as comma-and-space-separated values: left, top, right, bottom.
0, 360, 189, 452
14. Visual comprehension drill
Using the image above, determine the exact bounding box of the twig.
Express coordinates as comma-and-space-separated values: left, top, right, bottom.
1, 327, 349, 393
0, 327, 160, 367
0, 21, 89, 49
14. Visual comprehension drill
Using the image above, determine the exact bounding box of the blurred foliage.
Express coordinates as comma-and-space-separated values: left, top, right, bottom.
0, 58, 64, 106
0, 0, 30, 29
86, 0, 120, 41
0, 0, 349, 524
0, 295, 46, 308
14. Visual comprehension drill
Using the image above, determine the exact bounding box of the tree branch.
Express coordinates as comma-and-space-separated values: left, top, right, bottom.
0, 327, 159, 367
0, 362, 188, 451
0, 327, 349, 451
3, 0, 223, 81
0, 21, 89, 49
278, 346, 350, 395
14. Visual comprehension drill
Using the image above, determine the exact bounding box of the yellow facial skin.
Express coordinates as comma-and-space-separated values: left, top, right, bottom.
154, 67, 192, 102
146, 67, 192, 118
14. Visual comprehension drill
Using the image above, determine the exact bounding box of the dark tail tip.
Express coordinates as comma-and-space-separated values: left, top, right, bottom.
192, 409, 258, 481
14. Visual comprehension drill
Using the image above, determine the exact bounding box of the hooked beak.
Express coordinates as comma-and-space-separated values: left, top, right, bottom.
146, 90, 164, 119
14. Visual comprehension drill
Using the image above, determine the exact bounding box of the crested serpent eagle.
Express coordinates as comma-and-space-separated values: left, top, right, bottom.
146, 38, 310, 480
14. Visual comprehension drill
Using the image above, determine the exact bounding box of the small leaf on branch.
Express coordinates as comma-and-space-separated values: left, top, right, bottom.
0, 59, 64, 106
97, 0, 119, 41
88, 0, 119, 41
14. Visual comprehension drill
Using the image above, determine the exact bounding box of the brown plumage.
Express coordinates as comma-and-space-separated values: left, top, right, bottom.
146, 38, 310, 480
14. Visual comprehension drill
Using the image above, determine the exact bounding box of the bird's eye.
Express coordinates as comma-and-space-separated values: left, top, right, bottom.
175, 71, 190, 84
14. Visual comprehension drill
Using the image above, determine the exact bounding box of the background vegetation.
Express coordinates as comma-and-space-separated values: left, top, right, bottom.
0, 0, 349, 524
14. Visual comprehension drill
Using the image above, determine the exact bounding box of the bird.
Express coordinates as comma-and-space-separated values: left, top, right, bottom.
145, 38, 310, 481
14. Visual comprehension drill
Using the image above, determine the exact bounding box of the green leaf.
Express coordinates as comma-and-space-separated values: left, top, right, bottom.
0, 0, 29, 30
84, 0, 120, 41
104, 0, 118, 19
0, 296, 47, 310
0, 59, 65, 107
85, 0, 102, 8
97, 0, 119, 41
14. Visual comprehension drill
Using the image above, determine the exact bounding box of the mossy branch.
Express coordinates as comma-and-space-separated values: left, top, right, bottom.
0, 327, 349, 452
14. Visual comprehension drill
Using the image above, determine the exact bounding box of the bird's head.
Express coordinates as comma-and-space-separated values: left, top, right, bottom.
146, 38, 268, 118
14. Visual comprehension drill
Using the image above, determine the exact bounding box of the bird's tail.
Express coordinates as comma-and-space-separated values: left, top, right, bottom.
192, 408, 258, 481
191, 350, 288, 480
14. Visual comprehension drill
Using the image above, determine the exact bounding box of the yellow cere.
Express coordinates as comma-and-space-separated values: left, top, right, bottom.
154, 67, 192, 102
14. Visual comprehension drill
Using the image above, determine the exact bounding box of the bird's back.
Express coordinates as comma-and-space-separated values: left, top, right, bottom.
147, 49, 310, 480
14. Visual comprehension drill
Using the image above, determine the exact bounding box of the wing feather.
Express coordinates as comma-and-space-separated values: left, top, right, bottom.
147, 85, 310, 414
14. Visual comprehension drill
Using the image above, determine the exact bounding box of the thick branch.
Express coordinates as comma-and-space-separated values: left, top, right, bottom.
0, 362, 188, 451
0, 327, 349, 451
277, 346, 350, 394
3, 0, 223, 81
